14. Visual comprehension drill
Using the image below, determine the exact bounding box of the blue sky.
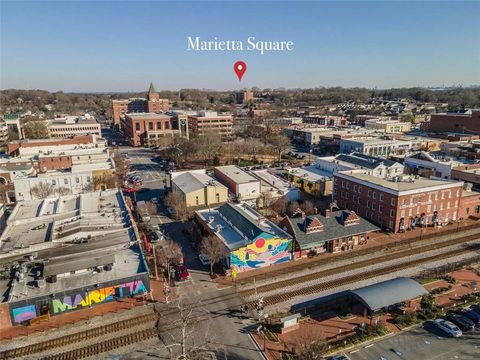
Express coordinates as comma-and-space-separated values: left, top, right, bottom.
1, 1, 479, 92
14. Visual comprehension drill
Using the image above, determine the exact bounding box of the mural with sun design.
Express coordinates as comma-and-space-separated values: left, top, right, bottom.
230, 233, 292, 272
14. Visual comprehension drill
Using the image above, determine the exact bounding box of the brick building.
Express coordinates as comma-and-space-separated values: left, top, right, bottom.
429, 110, 480, 133
333, 170, 463, 233
112, 83, 169, 125
188, 111, 233, 137
121, 113, 179, 147
458, 187, 480, 219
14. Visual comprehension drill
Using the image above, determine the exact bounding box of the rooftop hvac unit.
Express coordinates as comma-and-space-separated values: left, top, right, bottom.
36, 279, 46, 288
47, 275, 57, 283
208, 216, 214, 224
104, 264, 113, 271
215, 224, 223, 232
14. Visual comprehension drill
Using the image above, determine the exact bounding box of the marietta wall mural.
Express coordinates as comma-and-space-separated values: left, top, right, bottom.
10, 279, 148, 324
231, 233, 292, 272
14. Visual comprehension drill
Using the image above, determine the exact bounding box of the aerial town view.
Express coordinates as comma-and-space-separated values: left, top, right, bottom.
0, 1, 479, 359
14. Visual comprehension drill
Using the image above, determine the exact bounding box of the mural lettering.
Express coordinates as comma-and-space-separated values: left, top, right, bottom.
52, 280, 147, 314
231, 233, 291, 272
11, 279, 148, 324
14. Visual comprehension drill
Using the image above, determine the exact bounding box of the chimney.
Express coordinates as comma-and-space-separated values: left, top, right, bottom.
324, 208, 331, 218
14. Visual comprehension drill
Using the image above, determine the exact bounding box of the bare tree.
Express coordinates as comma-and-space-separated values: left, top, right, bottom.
270, 196, 288, 216
269, 134, 291, 161
200, 235, 228, 275
56, 187, 71, 196
93, 173, 117, 190
165, 192, 192, 222
155, 240, 184, 283
285, 324, 327, 360
30, 181, 56, 199
23, 120, 49, 139
156, 299, 223, 360
195, 130, 223, 165
300, 200, 316, 216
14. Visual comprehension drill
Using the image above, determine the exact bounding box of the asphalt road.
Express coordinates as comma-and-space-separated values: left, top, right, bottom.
348, 322, 480, 360
161, 221, 265, 360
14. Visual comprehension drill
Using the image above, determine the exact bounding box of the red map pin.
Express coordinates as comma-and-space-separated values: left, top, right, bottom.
234, 61, 247, 81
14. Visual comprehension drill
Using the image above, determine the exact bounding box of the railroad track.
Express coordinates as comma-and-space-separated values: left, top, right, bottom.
0, 313, 157, 360
239, 231, 480, 298
238, 223, 480, 285
39, 328, 157, 360
245, 244, 480, 308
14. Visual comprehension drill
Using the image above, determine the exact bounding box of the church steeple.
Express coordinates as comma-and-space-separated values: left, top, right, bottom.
148, 82, 156, 94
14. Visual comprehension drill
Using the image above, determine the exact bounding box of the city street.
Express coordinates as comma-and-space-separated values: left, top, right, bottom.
348, 323, 480, 360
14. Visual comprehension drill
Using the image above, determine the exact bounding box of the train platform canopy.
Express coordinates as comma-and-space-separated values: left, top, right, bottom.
350, 277, 427, 312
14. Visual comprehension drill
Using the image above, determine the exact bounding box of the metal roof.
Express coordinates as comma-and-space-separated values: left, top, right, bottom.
350, 277, 427, 311
172, 171, 226, 194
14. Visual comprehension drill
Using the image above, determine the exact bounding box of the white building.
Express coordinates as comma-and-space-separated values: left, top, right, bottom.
251, 169, 301, 202
364, 119, 412, 133
404, 151, 465, 179
213, 165, 261, 201
47, 114, 101, 138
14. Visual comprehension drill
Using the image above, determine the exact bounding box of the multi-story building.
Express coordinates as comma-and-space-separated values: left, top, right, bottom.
188, 111, 233, 137
0, 190, 149, 327
302, 115, 348, 127
333, 170, 463, 233
213, 165, 261, 201
236, 90, 254, 104
2, 135, 115, 201
364, 119, 412, 133
429, 109, 480, 133
46, 114, 101, 138
286, 165, 333, 197
170, 170, 228, 208
316, 153, 405, 179
112, 83, 170, 125
121, 113, 179, 147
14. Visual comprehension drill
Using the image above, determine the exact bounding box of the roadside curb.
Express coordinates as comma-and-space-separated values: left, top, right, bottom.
246, 324, 269, 360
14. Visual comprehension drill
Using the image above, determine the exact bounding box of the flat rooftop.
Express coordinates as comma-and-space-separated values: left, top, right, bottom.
171, 170, 226, 193
251, 169, 292, 192
336, 170, 461, 193
215, 165, 260, 184
288, 166, 332, 182
0, 190, 131, 254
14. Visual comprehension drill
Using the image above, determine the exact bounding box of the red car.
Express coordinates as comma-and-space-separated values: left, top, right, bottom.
177, 265, 190, 280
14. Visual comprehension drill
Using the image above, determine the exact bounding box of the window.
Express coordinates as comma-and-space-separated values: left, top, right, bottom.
367, 200, 371, 208
372, 202, 376, 210
75, 177, 80, 184
372, 192, 376, 199
379, 205, 383, 212
390, 209, 394, 217
354, 185, 358, 192
368, 190, 372, 197
353, 195, 357, 202
64, 178, 68, 185
342, 181, 345, 188
402, 198, 406, 206
379, 194, 384, 202
358, 187, 362, 194
87, 176, 91, 182
52, 180, 56, 185
391, 198, 396, 206
346, 183, 350, 190
148, 122, 154, 130
448, 191, 451, 199
135, 123, 140, 131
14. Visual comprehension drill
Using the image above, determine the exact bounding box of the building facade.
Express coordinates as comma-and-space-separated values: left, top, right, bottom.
46, 115, 101, 138
121, 113, 179, 147
112, 83, 170, 125
429, 110, 480, 133
213, 165, 261, 201
170, 170, 228, 208
333, 170, 463, 233
188, 111, 233, 137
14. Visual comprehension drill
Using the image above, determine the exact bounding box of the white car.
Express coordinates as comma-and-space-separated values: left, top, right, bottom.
151, 197, 158, 204
199, 254, 210, 266
434, 318, 462, 337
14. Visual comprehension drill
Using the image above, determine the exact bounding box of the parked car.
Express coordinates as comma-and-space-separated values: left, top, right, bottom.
151, 197, 159, 204
433, 318, 462, 337
177, 265, 190, 281
446, 312, 475, 331
452, 308, 480, 327
199, 254, 210, 266
148, 231, 159, 243
332, 354, 351, 360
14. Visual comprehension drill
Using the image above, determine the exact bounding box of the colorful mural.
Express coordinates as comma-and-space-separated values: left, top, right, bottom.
12, 304, 37, 324
10, 279, 148, 324
52, 280, 147, 314
231, 233, 292, 272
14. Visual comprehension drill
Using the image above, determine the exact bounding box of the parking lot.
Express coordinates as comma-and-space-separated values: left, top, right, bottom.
124, 148, 167, 185
348, 323, 480, 360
